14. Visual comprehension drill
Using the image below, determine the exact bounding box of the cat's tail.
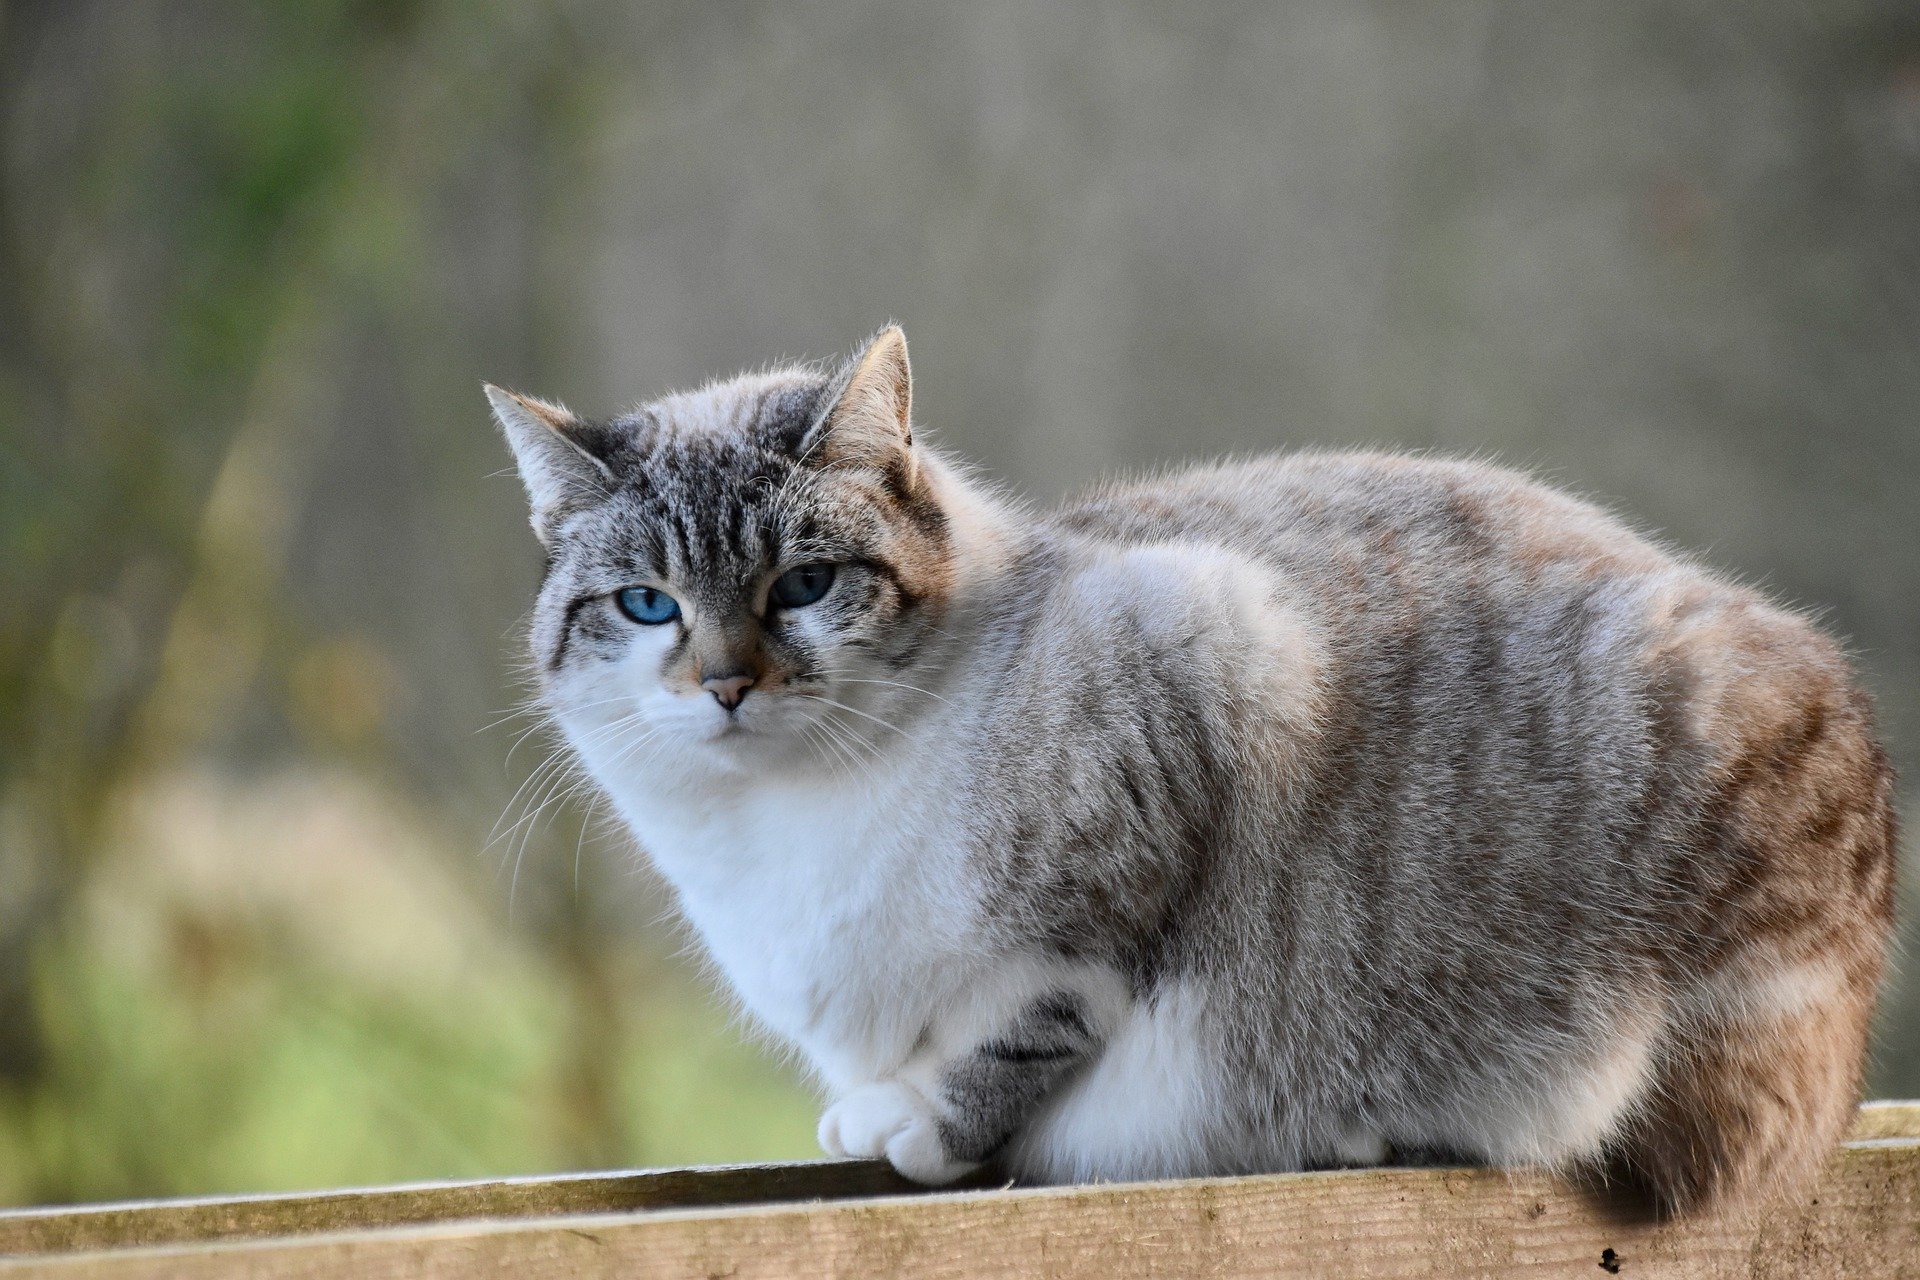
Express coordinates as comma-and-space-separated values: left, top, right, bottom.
1603, 679, 1897, 1216
1601, 972, 1878, 1216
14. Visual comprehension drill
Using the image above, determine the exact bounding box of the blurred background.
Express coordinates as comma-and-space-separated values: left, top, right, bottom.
2, 0, 1917, 1207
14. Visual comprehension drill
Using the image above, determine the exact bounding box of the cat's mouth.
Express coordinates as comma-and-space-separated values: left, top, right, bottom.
694, 711, 762, 744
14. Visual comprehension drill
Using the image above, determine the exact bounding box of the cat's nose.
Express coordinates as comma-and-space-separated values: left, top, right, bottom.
701, 670, 757, 711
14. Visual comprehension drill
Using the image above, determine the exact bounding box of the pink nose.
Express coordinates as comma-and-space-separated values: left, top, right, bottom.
701, 671, 756, 711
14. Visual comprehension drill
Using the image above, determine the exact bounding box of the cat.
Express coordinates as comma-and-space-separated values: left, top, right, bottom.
489, 326, 1896, 1215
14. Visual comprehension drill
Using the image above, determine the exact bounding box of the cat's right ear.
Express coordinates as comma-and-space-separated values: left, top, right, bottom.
486, 384, 614, 545
798, 326, 916, 477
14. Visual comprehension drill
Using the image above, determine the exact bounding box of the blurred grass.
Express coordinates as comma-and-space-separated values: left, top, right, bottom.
0, 770, 816, 1206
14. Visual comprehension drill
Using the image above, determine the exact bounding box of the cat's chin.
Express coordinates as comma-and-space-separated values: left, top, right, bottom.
629, 714, 812, 768
683, 715, 751, 743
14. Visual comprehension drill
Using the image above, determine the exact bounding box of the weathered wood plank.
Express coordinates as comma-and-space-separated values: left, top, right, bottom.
1851, 1100, 1920, 1142
0, 1161, 925, 1258
1, 1103, 1912, 1268
9, 1138, 1918, 1279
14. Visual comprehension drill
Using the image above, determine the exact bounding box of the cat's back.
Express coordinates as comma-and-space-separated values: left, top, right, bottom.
1050, 449, 1674, 596
1044, 449, 1865, 742
1039, 447, 1894, 959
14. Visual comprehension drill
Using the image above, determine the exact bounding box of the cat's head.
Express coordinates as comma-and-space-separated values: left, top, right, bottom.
492, 327, 978, 782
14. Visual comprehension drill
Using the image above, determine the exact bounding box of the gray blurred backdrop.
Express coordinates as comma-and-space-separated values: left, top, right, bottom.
2, 1, 1916, 1205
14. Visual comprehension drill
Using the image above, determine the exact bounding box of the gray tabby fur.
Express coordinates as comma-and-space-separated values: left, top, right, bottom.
491, 327, 1895, 1216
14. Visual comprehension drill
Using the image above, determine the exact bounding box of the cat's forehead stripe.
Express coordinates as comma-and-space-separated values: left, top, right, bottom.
545, 374, 914, 592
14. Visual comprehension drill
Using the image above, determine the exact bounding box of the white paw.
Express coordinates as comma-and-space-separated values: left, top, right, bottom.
816, 1081, 978, 1185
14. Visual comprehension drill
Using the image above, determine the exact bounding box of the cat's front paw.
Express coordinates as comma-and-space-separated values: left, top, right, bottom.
817, 1081, 977, 1185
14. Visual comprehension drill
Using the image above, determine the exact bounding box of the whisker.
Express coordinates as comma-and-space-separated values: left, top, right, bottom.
573, 790, 602, 899
487, 709, 642, 851
507, 759, 586, 920
825, 676, 953, 706
477, 693, 630, 737
604, 722, 667, 770
802, 706, 887, 789
795, 706, 858, 776
794, 718, 840, 777
502, 719, 554, 771
795, 691, 909, 737
476, 705, 543, 735
487, 749, 575, 847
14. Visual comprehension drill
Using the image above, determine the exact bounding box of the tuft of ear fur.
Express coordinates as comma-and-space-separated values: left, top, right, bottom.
800, 326, 915, 477
486, 384, 614, 543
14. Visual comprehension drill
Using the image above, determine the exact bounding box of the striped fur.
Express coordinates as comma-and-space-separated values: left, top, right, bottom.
492, 328, 1896, 1215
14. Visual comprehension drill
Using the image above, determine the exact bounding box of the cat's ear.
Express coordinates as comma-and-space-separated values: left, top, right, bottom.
799, 326, 915, 475
485, 384, 614, 543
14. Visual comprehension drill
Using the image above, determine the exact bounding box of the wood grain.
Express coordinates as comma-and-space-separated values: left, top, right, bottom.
6, 1134, 1917, 1277
0, 1102, 1912, 1275
1850, 1101, 1920, 1142
0, 1160, 924, 1258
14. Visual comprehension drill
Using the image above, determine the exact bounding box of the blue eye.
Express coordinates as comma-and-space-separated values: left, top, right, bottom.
771, 563, 836, 609
615, 586, 680, 625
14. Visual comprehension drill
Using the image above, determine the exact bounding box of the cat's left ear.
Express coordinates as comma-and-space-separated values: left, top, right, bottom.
799, 325, 915, 476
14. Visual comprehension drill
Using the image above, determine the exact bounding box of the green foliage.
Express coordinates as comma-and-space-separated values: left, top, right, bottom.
0, 774, 816, 1206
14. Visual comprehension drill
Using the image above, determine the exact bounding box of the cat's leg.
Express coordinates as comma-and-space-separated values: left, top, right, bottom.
979, 977, 1235, 1184
817, 991, 1107, 1184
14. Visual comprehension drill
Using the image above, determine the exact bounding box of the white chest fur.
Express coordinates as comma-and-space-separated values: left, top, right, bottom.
600, 755, 975, 1089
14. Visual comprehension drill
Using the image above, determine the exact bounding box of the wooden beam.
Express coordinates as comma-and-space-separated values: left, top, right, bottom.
0, 1161, 924, 1258
0, 1102, 1914, 1275
5, 1137, 1917, 1277
1850, 1100, 1920, 1142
